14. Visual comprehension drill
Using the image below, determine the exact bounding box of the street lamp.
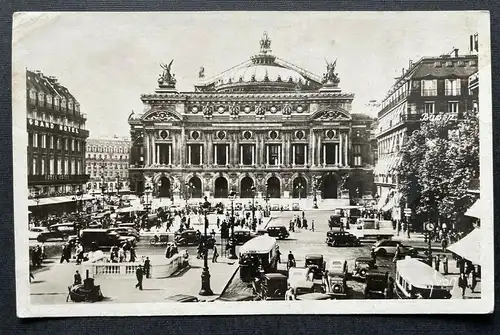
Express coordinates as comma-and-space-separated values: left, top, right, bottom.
228, 190, 238, 260
144, 185, 152, 213
199, 196, 214, 296
250, 186, 256, 230
313, 177, 319, 209
34, 187, 41, 225
185, 182, 194, 211
116, 173, 122, 208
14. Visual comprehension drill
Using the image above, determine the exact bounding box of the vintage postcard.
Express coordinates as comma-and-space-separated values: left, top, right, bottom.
13, 11, 493, 317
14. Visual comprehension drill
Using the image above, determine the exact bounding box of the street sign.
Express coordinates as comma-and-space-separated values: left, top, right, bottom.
404, 208, 412, 216
392, 207, 401, 221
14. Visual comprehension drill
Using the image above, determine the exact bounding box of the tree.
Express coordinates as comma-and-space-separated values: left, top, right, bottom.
398, 109, 479, 231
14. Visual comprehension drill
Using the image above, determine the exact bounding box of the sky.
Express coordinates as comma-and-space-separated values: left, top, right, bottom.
13, 12, 480, 138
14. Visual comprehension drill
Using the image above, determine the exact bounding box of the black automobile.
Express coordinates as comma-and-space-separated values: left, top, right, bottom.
363, 271, 393, 299
108, 227, 140, 241
37, 222, 76, 242
174, 229, 216, 247
78, 229, 136, 251
305, 254, 325, 280
266, 226, 289, 240
233, 229, 258, 245
253, 273, 288, 301
325, 230, 361, 247
353, 257, 377, 279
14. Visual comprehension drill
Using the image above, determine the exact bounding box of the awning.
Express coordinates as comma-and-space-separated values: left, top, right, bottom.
447, 228, 481, 265
465, 199, 482, 219
28, 196, 76, 207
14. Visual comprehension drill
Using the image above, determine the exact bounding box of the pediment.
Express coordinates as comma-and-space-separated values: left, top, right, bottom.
312, 108, 351, 121
142, 110, 182, 122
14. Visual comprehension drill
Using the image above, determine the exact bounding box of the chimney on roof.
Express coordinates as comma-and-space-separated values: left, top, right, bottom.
48, 76, 58, 84
452, 48, 459, 57
408, 59, 413, 69
402, 68, 405, 76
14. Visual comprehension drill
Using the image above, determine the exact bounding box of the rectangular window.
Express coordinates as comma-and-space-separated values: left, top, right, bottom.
57, 159, 62, 175
293, 144, 306, 165
325, 143, 336, 164
50, 158, 54, 175
268, 145, 280, 165
448, 102, 459, 114
424, 102, 435, 114
76, 140, 80, 152
189, 144, 202, 165
49, 136, 53, 149
71, 160, 76, 175
64, 159, 68, 175
28, 133, 33, 147
214, 144, 228, 165
445, 79, 461, 96
421, 79, 437, 96
32, 157, 37, 175
241, 144, 254, 165
354, 156, 362, 166
354, 145, 361, 154
33, 133, 38, 148
41, 157, 45, 175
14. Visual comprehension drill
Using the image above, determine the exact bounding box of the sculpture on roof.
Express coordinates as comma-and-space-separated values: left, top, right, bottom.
260, 31, 272, 54
158, 60, 177, 86
198, 67, 205, 79
323, 59, 340, 85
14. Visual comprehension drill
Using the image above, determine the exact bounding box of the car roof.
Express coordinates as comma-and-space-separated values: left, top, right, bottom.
264, 273, 287, 279
306, 254, 323, 259
81, 229, 110, 232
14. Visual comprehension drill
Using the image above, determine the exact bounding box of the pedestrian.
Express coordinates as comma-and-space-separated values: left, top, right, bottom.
144, 257, 151, 278
119, 246, 126, 262
287, 251, 295, 270
40, 242, 46, 260
217, 217, 220, 229
75, 243, 84, 265
458, 272, 468, 298
392, 244, 400, 263
212, 245, 219, 263
285, 286, 296, 300
468, 268, 477, 293
135, 265, 143, 290
129, 246, 136, 263
371, 248, 377, 264
311, 220, 315, 232
60, 244, 70, 263
276, 246, 281, 264
74, 270, 82, 285
441, 237, 448, 253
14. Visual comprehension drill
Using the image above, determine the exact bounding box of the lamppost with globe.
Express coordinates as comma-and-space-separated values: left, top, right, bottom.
251, 186, 256, 229
185, 182, 195, 212
312, 176, 320, 209
199, 196, 214, 296
228, 190, 238, 259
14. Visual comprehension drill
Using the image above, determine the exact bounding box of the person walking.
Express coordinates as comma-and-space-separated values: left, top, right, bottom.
129, 246, 136, 263
458, 272, 468, 298
276, 246, 281, 264
118, 246, 125, 263
60, 244, 71, 263
468, 268, 477, 293
74, 270, 82, 285
135, 265, 144, 290
392, 244, 401, 263
212, 245, 219, 263
144, 257, 151, 279
311, 220, 315, 232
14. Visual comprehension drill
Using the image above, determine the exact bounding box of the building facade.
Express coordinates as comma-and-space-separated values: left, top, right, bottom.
26, 70, 89, 214
85, 137, 131, 194
128, 34, 375, 205
374, 49, 479, 211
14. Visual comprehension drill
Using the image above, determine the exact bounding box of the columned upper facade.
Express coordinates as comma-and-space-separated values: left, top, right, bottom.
129, 33, 375, 203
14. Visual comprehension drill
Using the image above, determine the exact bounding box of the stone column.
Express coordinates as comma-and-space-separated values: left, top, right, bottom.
199, 145, 203, 166
344, 133, 349, 167
323, 144, 326, 165
281, 133, 286, 166
144, 132, 150, 166
234, 132, 239, 166
292, 145, 296, 166
252, 145, 255, 165
180, 127, 186, 166
310, 130, 315, 166
171, 133, 177, 165
214, 144, 218, 165
168, 145, 172, 165
278, 145, 281, 165
151, 133, 156, 165
207, 133, 213, 166
188, 145, 192, 165
156, 144, 160, 165
339, 132, 343, 166
225, 145, 229, 165
240, 145, 243, 166
285, 133, 291, 166
304, 145, 308, 166
335, 144, 339, 165
266, 145, 269, 165
317, 135, 322, 165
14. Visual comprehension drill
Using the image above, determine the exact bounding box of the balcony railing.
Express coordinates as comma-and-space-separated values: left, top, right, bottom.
28, 174, 90, 183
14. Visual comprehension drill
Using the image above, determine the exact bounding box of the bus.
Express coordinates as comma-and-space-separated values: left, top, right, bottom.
395, 257, 453, 299
239, 235, 278, 281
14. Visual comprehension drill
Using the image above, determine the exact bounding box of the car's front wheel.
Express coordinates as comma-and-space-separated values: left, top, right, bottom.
377, 248, 387, 256
62, 234, 69, 242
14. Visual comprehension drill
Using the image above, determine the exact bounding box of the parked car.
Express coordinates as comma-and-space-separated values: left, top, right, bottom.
352, 257, 377, 279
305, 254, 325, 280
108, 227, 140, 241
288, 267, 315, 296
253, 273, 288, 301
175, 229, 203, 246
233, 229, 258, 245
323, 259, 349, 297
266, 226, 289, 240
363, 271, 391, 299
37, 222, 76, 242
29, 227, 49, 240
371, 240, 417, 256
78, 229, 136, 250
325, 230, 361, 247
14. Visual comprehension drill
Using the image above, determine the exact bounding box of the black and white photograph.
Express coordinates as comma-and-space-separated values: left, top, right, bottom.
12, 11, 493, 317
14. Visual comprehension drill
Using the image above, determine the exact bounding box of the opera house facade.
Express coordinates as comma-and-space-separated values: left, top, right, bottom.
128, 33, 375, 207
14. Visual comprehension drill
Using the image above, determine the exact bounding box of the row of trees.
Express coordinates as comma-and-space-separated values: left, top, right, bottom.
398, 109, 479, 232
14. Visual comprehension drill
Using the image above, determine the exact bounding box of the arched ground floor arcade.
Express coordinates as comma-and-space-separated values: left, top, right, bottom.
128, 169, 374, 202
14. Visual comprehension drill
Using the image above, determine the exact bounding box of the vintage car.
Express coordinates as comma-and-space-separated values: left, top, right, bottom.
174, 229, 202, 246
29, 226, 49, 240
328, 215, 342, 229
371, 240, 417, 257
352, 257, 377, 279
304, 254, 325, 280
37, 222, 76, 242
108, 227, 140, 241
78, 229, 136, 251
291, 203, 300, 211
323, 259, 349, 297
266, 226, 290, 240
253, 273, 288, 301
355, 218, 380, 230
233, 229, 258, 245
287, 267, 315, 296
325, 230, 361, 247
165, 294, 200, 303
363, 271, 392, 299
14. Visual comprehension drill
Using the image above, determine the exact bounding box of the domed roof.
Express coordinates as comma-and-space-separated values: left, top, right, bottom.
195, 33, 324, 93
